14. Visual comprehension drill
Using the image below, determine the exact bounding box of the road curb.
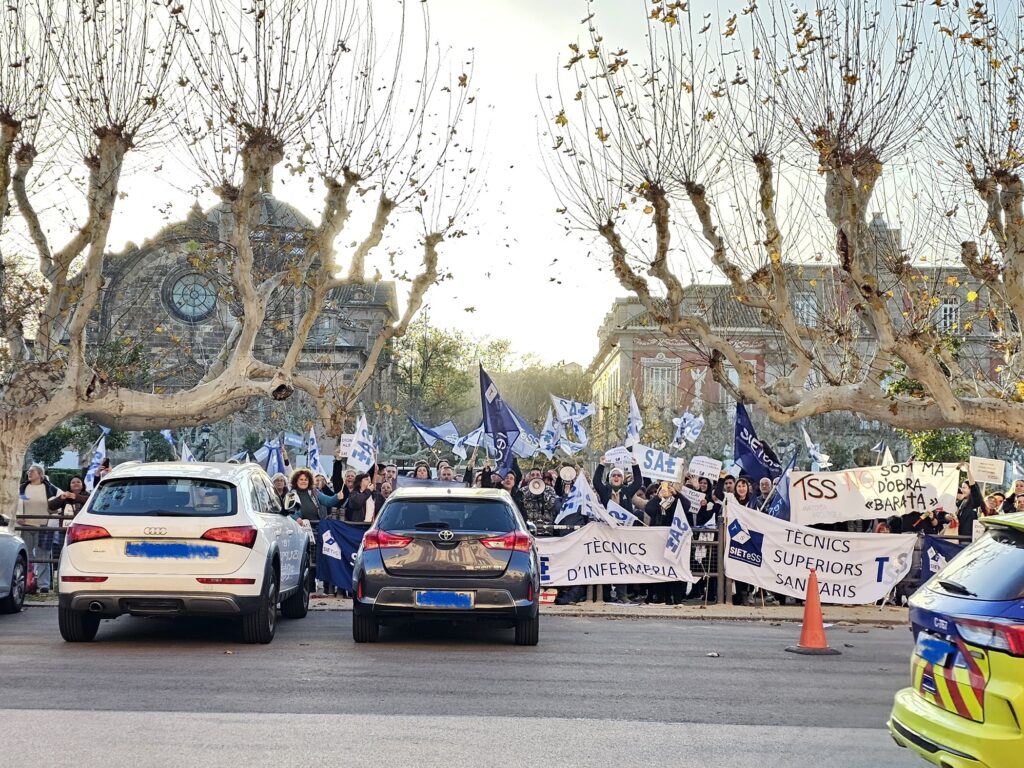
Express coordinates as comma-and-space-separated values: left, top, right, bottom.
23, 597, 909, 627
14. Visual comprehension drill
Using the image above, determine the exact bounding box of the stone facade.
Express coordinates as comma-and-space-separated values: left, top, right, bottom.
90, 192, 398, 457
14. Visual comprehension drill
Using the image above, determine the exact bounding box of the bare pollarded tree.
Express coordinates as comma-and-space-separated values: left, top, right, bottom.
547, 0, 1024, 442
0, 0, 476, 513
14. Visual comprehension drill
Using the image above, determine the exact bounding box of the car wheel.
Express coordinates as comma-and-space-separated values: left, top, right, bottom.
240, 562, 278, 644
352, 610, 379, 643
514, 614, 539, 646
280, 556, 310, 619
0, 555, 27, 614
58, 604, 101, 642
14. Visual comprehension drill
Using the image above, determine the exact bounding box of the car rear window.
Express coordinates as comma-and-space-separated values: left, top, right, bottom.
377, 500, 516, 533
89, 478, 238, 517
929, 527, 1024, 601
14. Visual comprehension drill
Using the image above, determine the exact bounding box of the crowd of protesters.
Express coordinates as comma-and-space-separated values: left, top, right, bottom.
13, 447, 1023, 604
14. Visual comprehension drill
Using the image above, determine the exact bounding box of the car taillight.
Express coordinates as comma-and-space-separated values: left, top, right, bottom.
957, 617, 1024, 657
480, 531, 532, 552
196, 578, 257, 585
201, 526, 258, 548
60, 575, 108, 583
362, 530, 413, 550
66, 524, 111, 544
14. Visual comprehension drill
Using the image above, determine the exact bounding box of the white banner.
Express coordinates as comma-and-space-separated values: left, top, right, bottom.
789, 461, 959, 526
688, 455, 722, 481
724, 500, 916, 605
536, 523, 695, 586
969, 456, 1005, 486
632, 444, 684, 483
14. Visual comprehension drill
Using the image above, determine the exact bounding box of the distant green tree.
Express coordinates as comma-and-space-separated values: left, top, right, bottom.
141, 431, 177, 462
902, 430, 974, 463
29, 426, 74, 467
66, 417, 130, 454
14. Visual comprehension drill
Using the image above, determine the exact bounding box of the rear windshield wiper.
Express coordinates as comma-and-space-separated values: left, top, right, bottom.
414, 521, 451, 529
938, 579, 978, 597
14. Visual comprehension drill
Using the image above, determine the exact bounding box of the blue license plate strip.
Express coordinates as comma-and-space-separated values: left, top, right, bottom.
414, 590, 474, 609
124, 541, 219, 560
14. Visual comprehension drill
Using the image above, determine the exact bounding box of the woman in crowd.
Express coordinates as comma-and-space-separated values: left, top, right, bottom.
732, 477, 757, 509
270, 473, 289, 508
644, 483, 690, 605
17, 465, 61, 594
341, 473, 386, 524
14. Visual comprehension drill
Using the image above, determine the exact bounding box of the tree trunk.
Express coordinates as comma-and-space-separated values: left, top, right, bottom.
0, 418, 31, 530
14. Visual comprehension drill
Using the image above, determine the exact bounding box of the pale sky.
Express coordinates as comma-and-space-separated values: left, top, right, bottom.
93, 0, 653, 370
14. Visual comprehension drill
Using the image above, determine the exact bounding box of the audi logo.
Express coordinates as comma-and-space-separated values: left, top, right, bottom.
438, 529, 454, 541
143, 527, 168, 536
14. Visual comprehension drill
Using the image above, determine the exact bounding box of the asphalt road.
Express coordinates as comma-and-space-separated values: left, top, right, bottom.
0, 607, 922, 768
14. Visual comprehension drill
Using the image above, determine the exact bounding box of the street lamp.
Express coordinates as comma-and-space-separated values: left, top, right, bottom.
199, 425, 211, 461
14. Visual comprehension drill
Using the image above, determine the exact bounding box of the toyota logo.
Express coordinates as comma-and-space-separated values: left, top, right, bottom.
438, 529, 454, 541
143, 527, 167, 536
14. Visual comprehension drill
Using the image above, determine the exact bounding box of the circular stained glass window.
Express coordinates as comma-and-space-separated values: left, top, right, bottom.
168, 273, 217, 322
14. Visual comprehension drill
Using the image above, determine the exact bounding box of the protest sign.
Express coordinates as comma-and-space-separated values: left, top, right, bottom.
536, 523, 695, 586
679, 486, 707, 510
603, 446, 634, 468
724, 500, 916, 605
632, 444, 684, 483
788, 461, 959, 526
688, 455, 722, 481
335, 434, 355, 457
969, 456, 1005, 486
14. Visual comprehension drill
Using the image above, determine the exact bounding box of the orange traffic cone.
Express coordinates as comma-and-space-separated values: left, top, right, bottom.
785, 569, 840, 656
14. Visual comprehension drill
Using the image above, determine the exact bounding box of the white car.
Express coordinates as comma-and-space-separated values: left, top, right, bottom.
58, 462, 311, 644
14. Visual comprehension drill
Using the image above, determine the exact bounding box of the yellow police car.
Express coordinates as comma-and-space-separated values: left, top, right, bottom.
889, 513, 1024, 767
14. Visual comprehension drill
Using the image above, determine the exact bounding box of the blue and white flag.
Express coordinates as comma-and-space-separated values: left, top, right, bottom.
555, 472, 615, 525
1008, 460, 1024, 487
266, 440, 287, 477
871, 440, 885, 454
539, 408, 559, 459
764, 453, 798, 520
159, 429, 175, 447
801, 426, 831, 470
347, 414, 375, 473
664, 499, 693, 568
452, 423, 485, 460
550, 395, 596, 423
558, 422, 586, 456
509, 406, 541, 459
920, 535, 966, 583
569, 419, 589, 449
625, 392, 643, 447
318, 519, 368, 589
671, 411, 705, 448
307, 425, 326, 476
607, 499, 640, 527
180, 440, 197, 462
99, 425, 111, 436
84, 436, 106, 491
229, 449, 248, 463
480, 366, 519, 475
409, 417, 458, 448
282, 432, 305, 449
733, 403, 783, 484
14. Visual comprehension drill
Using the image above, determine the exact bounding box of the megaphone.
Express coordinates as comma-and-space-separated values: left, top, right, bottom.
558, 465, 577, 483
528, 478, 546, 496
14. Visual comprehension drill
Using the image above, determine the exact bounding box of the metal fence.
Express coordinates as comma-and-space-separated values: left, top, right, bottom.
15, 512, 74, 594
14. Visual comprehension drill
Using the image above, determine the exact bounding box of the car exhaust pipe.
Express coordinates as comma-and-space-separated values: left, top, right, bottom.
88, 601, 104, 613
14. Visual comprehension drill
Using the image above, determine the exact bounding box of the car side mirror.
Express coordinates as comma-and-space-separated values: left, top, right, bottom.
526, 521, 537, 535
0, 514, 8, 527
282, 491, 300, 515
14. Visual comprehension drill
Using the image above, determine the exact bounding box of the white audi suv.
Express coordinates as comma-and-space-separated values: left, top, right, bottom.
57, 462, 311, 643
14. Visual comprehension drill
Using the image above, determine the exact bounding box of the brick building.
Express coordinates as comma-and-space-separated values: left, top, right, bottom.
588, 215, 1005, 460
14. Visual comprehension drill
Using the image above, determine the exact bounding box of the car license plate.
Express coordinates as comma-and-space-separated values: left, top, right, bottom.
915, 633, 952, 666
414, 590, 474, 609
124, 541, 219, 560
